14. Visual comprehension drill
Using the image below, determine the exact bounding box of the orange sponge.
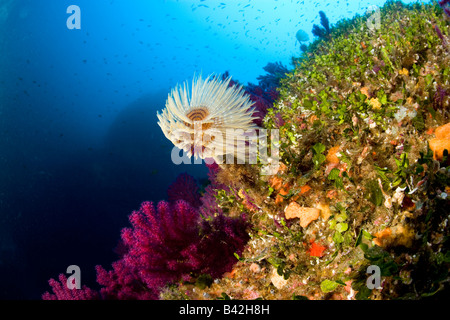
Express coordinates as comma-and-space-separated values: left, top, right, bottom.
285, 202, 321, 228
429, 122, 450, 161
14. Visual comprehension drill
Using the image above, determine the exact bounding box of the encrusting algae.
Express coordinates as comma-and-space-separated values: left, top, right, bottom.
161, 1, 450, 301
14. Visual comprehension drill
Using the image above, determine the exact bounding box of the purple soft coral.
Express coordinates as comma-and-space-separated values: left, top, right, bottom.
167, 173, 202, 208
200, 184, 224, 218
96, 260, 155, 300
43, 199, 249, 300
440, 0, 450, 17
194, 214, 249, 278
435, 25, 448, 47
248, 94, 273, 127
120, 200, 201, 292
42, 274, 99, 300
434, 85, 449, 110
245, 62, 286, 125
119, 200, 248, 297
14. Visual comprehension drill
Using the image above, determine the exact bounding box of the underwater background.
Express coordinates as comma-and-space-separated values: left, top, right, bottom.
0, 0, 436, 299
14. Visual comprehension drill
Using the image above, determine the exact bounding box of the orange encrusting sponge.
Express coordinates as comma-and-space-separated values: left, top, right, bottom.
429, 122, 450, 161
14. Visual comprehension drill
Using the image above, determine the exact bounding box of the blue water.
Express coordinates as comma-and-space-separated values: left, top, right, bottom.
0, 0, 428, 299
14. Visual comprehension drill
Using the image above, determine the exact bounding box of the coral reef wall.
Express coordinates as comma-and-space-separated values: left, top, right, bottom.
43, 1, 449, 301
170, 1, 450, 300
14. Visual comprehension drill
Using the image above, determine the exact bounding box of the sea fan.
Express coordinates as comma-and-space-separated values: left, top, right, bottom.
312, 11, 331, 40
440, 0, 450, 17
167, 172, 202, 208
157, 74, 259, 164
255, 61, 289, 91
120, 200, 201, 291
119, 200, 249, 296
194, 213, 249, 278
95, 260, 156, 300
200, 184, 224, 218
42, 274, 99, 300
245, 62, 287, 126
43, 198, 249, 300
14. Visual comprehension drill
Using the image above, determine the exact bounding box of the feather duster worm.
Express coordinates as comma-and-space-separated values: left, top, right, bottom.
157, 74, 259, 164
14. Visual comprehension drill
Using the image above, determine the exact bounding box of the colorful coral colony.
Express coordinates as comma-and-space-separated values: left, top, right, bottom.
44, 1, 449, 300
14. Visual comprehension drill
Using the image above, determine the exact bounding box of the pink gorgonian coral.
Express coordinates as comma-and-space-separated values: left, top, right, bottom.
43, 199, 249, 300
439, 0, 450, 17
199, 161, 229, 217
42, 274, 99, 300
120, 200, 201, 291
118, 200, 249, 296
167, 172, 202, 208
245, 62, 286, 126
95, 260, 155, 300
